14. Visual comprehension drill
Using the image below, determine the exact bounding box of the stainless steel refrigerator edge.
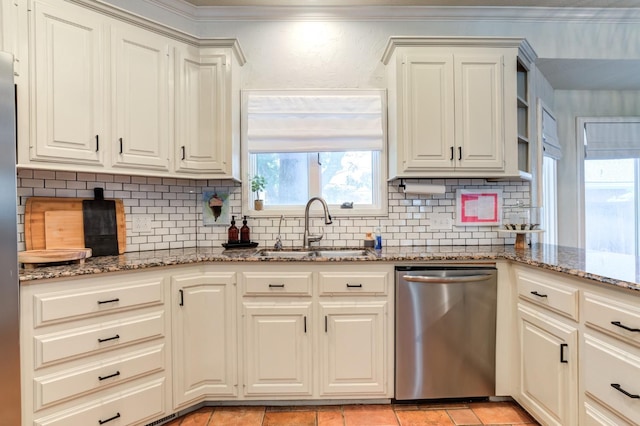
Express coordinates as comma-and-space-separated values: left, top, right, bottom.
0, 51, 21, 424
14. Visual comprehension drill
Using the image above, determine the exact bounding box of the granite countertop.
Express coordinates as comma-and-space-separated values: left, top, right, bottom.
18, 244, 640, 293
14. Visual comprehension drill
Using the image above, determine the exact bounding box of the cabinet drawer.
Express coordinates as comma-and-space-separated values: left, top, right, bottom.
318, 271, 388, 295
242, 272, 312, 296
584, 335, 640, 425
584, 292, 640, 348
33, 277, 165, 327
34, 311, 164, 368
516, 269, 579, 320
34, 378, 165, 426
34, 344, 165, 411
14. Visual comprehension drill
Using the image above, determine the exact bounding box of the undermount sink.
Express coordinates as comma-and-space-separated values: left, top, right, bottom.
257, 248, 374, 259
258, 250, 314, 259
314, 249, 372, 258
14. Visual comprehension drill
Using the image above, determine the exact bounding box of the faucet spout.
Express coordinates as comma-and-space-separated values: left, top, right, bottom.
303, 197, 333, 249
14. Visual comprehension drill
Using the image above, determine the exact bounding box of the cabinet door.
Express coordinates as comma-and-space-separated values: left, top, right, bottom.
111, 25, 170, 171
171, 272, 237, 407
518, 303, 578, 426
454, 53, 504, 170
175, 47, 229, 174
401, 54, 454, 171
31, 0, 105, 165
243, 302, 312, 396
319, 302, 387, 396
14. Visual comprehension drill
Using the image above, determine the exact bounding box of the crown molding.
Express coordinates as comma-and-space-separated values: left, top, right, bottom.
144, 0, 640, 22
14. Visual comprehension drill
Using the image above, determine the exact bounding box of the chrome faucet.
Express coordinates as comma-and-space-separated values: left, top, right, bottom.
274, 215, 284, 250
303, 197, 333, 249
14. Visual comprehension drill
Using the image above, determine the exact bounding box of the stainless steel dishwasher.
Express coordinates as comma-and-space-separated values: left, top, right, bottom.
395, 266, 497, 400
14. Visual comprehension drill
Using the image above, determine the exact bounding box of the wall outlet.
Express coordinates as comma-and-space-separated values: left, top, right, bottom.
430, 214, 452, 231
132, 215, 153, 234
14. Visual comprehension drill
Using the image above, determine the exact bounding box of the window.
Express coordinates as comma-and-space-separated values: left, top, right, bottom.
243, 90, 386, 216
539, 100, 560, 245
583, 118, 640, 255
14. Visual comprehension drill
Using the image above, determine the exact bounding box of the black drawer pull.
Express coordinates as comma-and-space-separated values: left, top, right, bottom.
611, 321, 640, 332
119, 138, 123, 154
450, 146, 454, 160
179, 289, 184, 306
458, 146, 462, 161
97, 334, 120, 343
97, 298, 120, 305
181, 145, 186, 160
98, 371, 121, 381
269, 284, 285, 288
611, 383, 640, 399
99, 413, 121, 424
304, 316, 307, 333
346, 283, 363, 288
95, 135, 99, 152
530, 291, 548, 298
560, 343, 568, 363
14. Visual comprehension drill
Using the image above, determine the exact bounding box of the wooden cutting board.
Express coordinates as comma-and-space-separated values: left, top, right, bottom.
25, 197, 126, 254
44, 211, 85, 249
19, 248, 92, 269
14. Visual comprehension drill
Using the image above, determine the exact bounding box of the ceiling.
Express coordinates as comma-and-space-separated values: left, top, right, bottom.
183, 0, 640, 7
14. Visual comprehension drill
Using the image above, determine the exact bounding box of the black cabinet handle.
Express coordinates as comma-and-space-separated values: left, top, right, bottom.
304, 316, 307, 333
119, 138, 123, 154
611, 383, 639, 399
269, 284, 285, 288
179, 289, 184, 306
98, 371, 121, 381
325, 315, 328, 333
458, 146, 462, 161
346, 283, 363, 288
96, 135, 99, 152
181, 146, 186, 160
450, 146, 454, 160
560, 343, 568, 363
99, 413, 121, 424
97, 298, 119, 305
611, 321, 640, 332
97, 334, 120, 343
530, 290, 548, 298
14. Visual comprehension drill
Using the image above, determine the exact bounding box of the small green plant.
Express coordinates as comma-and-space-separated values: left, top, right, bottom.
250, 175, 267, 200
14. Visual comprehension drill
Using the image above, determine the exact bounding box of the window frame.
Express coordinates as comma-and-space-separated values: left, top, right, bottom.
241, 89, 388, 217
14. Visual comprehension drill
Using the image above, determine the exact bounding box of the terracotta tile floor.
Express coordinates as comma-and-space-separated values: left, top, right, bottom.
165, 401, 539, 425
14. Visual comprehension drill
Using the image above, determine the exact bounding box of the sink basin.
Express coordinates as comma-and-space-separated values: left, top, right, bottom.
314, 249, 373, 258
257, 248, 373, 259
258, 250, 314, 259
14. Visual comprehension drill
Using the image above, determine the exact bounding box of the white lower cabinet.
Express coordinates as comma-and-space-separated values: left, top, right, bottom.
319, 302, 387, 396
517, 303, 578, 426
239, 264, 393, 400
243, 302, 313, 396
21, 270, 171, 426
171, 271, 237, 408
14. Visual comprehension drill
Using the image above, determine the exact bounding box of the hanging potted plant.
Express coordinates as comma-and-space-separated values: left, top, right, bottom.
250, 175, 267, 211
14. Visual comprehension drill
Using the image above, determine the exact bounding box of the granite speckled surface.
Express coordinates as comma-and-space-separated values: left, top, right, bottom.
18, 244, 640, 292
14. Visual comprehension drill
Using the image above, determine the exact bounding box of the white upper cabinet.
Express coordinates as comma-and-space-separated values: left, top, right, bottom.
175, 47, 241, 178
382, 37, 536, 179
20, 0, 244, 178
111, 25, 170, 171
30, 0, 105, 166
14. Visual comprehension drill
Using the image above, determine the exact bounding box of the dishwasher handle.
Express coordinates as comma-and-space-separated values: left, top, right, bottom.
401, 273, 494, 283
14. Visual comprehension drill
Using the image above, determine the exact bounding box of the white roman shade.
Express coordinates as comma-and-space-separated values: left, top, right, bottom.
584, 120, 640, 159
246, 90, 385, 153
541, 106, 562, 160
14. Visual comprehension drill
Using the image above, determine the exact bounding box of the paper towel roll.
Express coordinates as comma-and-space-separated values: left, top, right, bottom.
402, 183, 446, 195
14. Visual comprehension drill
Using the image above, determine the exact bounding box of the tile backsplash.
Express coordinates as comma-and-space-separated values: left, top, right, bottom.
17, 169, 528, 252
